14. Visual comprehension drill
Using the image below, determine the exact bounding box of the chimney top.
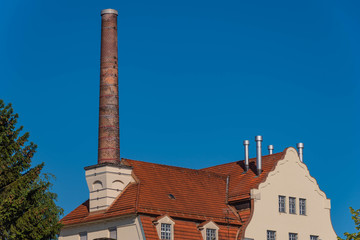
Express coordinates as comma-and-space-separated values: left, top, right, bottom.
101, 9, 118, 16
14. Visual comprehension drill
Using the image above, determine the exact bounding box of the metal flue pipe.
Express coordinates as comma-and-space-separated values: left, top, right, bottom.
243, 140, 250, 171
297, 143, 304, 162
255, 136, 263, 175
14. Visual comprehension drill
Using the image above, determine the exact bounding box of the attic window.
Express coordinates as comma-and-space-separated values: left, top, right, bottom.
161, 223, 171, 239
168, 194, 176, 200
206, 228, 216, 240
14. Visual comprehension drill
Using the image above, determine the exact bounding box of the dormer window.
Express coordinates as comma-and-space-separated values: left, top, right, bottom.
206, 228, 216, 240
198, 221, 219, 240
153, 215, 175, 240
161, 223, 171, 239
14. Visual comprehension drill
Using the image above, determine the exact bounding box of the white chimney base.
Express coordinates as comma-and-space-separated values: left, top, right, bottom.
85, 163, 135, 212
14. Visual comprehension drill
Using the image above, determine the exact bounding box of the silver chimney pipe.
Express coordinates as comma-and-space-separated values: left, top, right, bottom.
268, 145, 274, 155
297, 143, 304, 162
243, 140, 250, 171
255, 136, 263, 175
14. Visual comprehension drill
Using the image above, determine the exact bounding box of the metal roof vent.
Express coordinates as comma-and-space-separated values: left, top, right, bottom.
268, 145, 274, 155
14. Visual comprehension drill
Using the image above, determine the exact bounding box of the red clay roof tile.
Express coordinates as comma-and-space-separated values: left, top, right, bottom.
61, 149, 286, 239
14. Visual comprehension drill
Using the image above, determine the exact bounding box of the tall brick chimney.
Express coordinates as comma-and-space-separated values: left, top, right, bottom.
98, 9, 120, 164
85, 9, 135, 212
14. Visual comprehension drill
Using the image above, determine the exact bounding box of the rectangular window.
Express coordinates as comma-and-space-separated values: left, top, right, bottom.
267, 230, 276, 240
310, 235, 319, 240
109, 227, 117, 239
300, 198, 306, 215
206, 228, 216, 240
289, 197, 296, 214
161, 223, 171, 239
289, 233, 298, 240
79, 232, 87, 240
279, 196, 286, 213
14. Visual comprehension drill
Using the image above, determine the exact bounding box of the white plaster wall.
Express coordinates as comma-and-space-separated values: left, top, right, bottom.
59, 215, 145, 240
85, 165, 135, 212
244, 147, 337, 240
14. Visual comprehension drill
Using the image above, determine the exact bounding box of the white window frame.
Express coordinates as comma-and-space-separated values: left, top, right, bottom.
267, 230, 276, 240
279, 195, 286, 213
289, 197, 296, 214
198, 221, 219, 240
300, 198, 306, 215
161, 223, 171, 239
206, 228, 216, 240
153, 215, 175, 240
289, 232, 298, 240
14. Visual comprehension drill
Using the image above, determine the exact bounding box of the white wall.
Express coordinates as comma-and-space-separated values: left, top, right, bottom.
244, 147, 337, 240
59, 215, 145, 240
85, 165, 135, 212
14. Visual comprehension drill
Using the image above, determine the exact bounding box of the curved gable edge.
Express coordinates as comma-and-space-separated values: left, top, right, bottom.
240, 147, 336, 239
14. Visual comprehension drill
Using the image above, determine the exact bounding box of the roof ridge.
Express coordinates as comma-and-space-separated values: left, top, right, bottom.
122, 158, 228, 179
201, 151, 284, 171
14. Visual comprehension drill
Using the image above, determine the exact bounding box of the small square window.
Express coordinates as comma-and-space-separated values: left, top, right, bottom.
279, 196, 286, 213
300, 198, 306, 215
289, 197, 296, 214
289, 233, 298, 240
161, 223, 171, 239
267, 230, 276, 240
206, 228, 216, 240
79, 232, 87, 240
310, 235, 319, 240
109, 227, 117, 239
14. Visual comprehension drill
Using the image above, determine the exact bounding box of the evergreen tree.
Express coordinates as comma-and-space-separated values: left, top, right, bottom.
0, 100, 63, 239
338, 207, 360, 240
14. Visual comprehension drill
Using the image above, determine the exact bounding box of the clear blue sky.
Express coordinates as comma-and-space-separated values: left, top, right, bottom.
1, 0, 359, 236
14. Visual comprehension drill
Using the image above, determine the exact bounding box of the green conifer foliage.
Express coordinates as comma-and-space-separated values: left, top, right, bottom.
0, 100, 63, 239
338, 207, 360, 240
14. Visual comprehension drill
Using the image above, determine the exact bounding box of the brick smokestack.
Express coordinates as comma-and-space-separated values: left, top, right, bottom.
98, 9, 120, 164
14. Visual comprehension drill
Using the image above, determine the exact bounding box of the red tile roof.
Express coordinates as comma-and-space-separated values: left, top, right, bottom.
61, 149, 286, 239
123, 158, 240, 224
202, 151, 285, 202
140, 215, 240, 240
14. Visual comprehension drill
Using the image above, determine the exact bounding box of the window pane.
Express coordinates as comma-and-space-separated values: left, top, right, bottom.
161, 223, 171, 240
279, 196, 286, 212
267, 230, 276, 240
289, 233, 298, 240
109, 227, 117, 239
206, 228, 216, 240
289, 197, 296, 214
80, 232, 87, 240
300, 198, 306, 215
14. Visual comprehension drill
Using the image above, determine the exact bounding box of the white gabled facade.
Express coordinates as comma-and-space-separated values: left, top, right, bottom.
243, 147, 337, 240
